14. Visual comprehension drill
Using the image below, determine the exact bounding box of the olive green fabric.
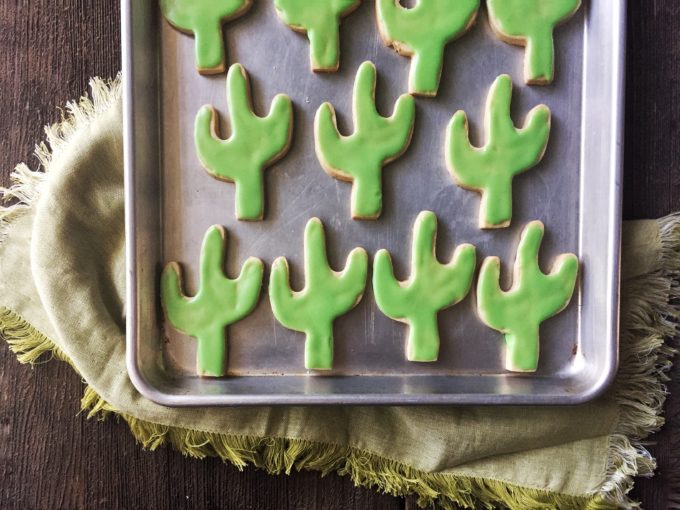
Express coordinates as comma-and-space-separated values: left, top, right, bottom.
0, 79, 675, 509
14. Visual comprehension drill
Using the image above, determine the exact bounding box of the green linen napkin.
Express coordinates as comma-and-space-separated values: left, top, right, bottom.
0, 77, 677, 510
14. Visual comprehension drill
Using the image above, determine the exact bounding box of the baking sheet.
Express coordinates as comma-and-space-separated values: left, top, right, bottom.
124, 0, 626, 405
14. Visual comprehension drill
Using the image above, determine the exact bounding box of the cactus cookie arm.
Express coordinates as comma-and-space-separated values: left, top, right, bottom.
335, 247, 370, 309
233, 257, 266, 319
540, 254, 580, 321
373, 250, 409, 318
160, 262, 199, 332
268, 258, 302, 330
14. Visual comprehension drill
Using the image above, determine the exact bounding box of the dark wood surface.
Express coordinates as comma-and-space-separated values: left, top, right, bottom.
0, 1, 678, 508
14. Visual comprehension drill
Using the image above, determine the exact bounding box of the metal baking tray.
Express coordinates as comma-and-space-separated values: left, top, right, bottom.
123, 0, 626, 405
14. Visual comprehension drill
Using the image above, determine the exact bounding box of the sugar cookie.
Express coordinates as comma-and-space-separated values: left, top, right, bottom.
373, 211, 476, 362
477, 221, 579, 373
269, 218, 368, 370
446, 74, 551, 229
274, 0, 361, 72
195, 64, 293, 221
315, 61, 415, 220
161, 226, 264, 377
159, 0, 252, 75
376, 0, 479, 96
487, 0, 582, 85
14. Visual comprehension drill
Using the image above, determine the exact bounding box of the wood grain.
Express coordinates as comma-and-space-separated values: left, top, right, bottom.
0, 0, 677, 508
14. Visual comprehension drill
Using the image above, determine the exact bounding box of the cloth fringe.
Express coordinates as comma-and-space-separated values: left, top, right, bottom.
603, 213, 680, 508
1, 77, 679, 509
0, 308, 70, 366
0, 75, 121, 243
0, 306, 634, 510
78, 386, 617, 510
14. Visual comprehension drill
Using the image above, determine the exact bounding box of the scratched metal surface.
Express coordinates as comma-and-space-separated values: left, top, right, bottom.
124, 0, 626, 405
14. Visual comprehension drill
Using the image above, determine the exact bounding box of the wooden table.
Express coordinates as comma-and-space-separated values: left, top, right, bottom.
1, 2, 678, 508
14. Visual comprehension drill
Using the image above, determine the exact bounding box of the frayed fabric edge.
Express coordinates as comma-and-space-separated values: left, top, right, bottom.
601, 213, 680, 508
0, 75, 121, 244
0, 308, 616, 510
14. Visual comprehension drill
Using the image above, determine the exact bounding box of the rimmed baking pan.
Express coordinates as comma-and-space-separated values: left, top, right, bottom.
124, 0, 626, 405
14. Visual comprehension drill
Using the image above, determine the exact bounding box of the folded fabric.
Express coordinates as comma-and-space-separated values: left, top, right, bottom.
0, 78, 677, 509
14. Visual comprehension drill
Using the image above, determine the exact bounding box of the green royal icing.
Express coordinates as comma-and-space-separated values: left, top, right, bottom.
315, 61, 415, 220
373, 211, 476, 362
161, 226, 264, 377
269, 218, 368, 370
477, 221, 579, 373
487, 0, 581, 85
446, 74, 551, 229
376, 0, 479, 96
195, 64, 293, 221
159, 0, 251, 74
274, 0, 361, 72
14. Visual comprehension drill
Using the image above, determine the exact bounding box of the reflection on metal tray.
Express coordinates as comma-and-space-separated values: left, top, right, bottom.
123, 0, 626, 405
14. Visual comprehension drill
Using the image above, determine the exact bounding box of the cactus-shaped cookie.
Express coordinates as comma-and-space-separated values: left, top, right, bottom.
274, 0, 361, 72
487, 0, 581, 85
376, 0, 479, 96
315, 61, 415, 220
195, 64, 293, 221
161, 226, 264, 377
159, 0, 252, 74
477, 221, 579, 373
446, 75, 551, 229
269, 218, 368, 370
373, 211, 476, 362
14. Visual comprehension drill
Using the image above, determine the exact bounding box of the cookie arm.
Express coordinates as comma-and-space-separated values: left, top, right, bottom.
268, 257, 302, 330
160, 262, 198, 333
233, 257, 265, 320
541, 254, 580, 322
373, 250, 408, 318
335, 247, 370, 310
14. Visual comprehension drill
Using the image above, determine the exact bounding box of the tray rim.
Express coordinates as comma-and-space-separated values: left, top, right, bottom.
123, 0, 627, 406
